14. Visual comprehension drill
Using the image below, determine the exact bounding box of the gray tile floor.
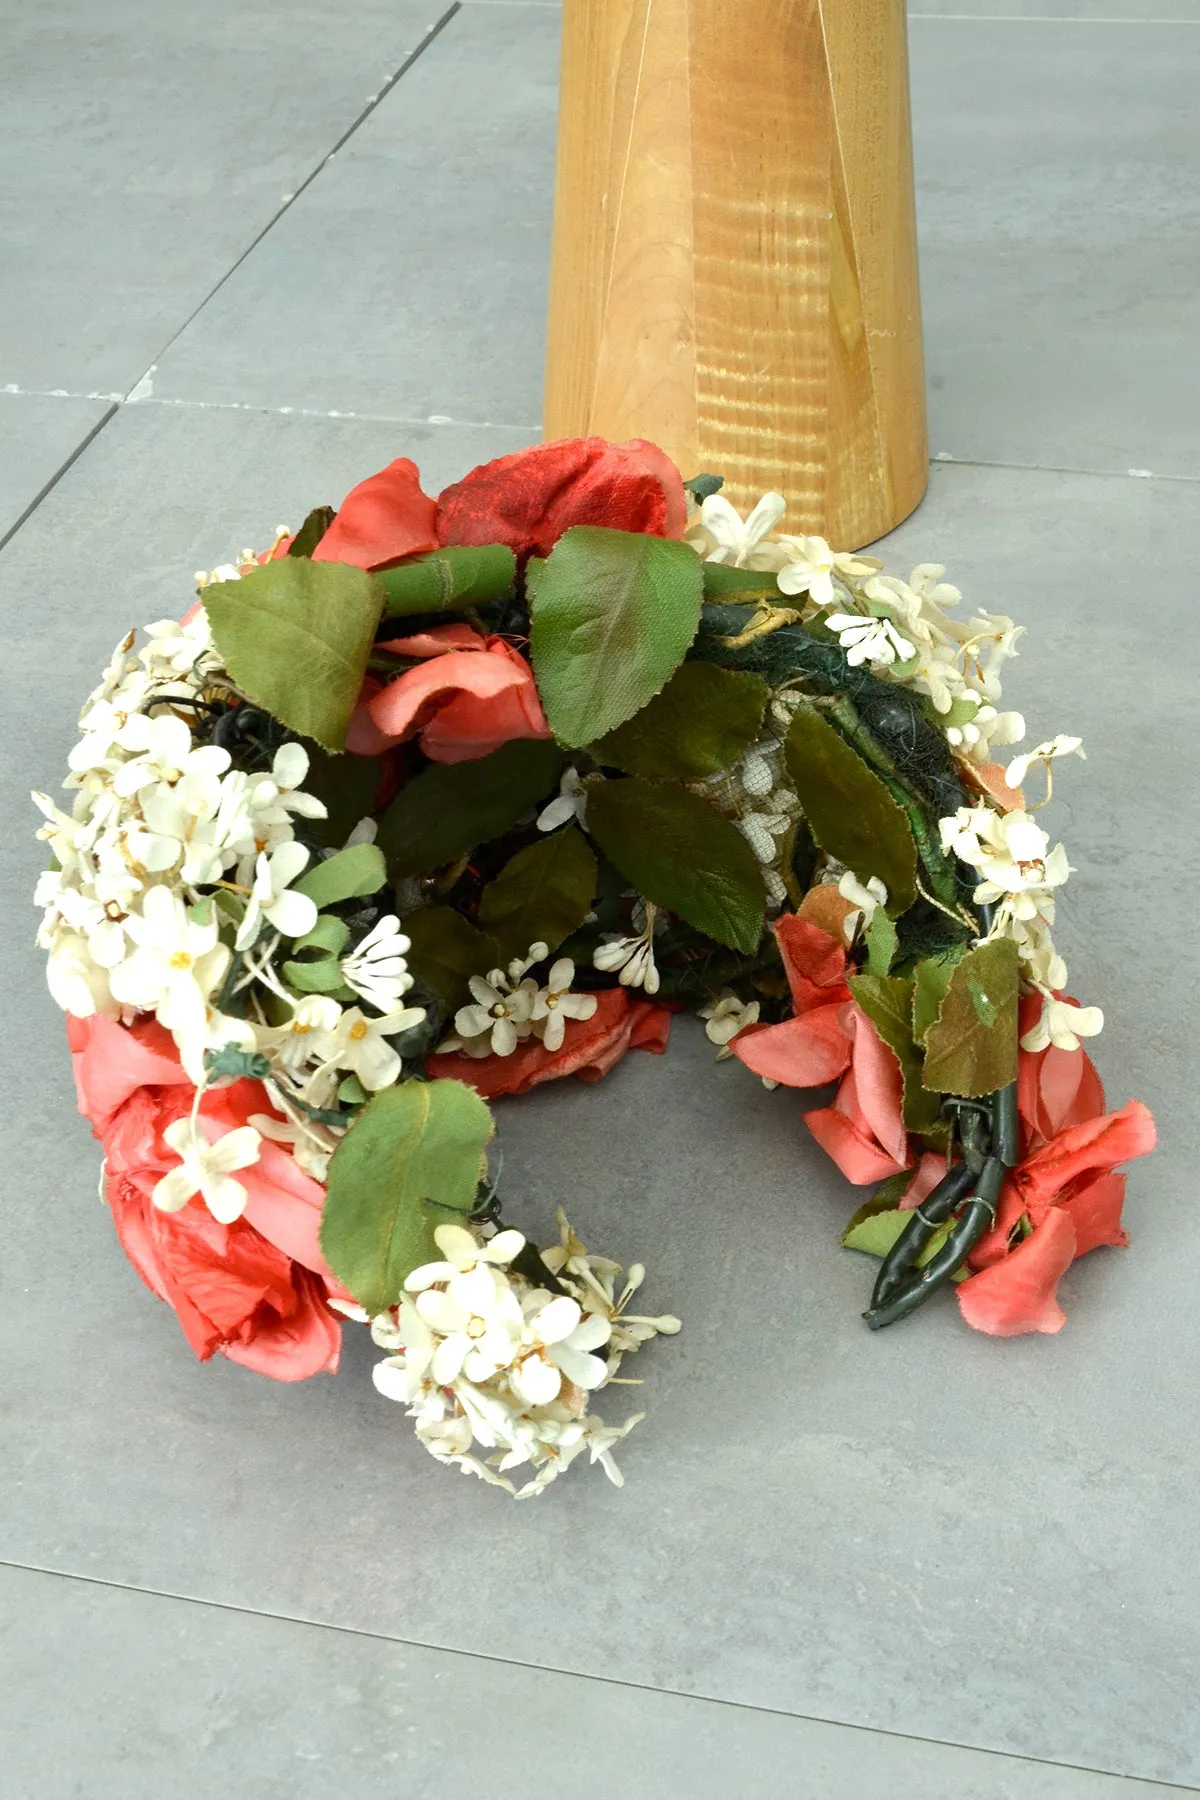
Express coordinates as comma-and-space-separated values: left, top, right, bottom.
1, 3, 1194, 1794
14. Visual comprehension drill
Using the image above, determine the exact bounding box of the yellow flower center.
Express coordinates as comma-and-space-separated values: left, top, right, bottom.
349, 1021, 369, 1041
291, 1021, 311, 1036
169, 951, 192, 970
467, 1317, 487, 1340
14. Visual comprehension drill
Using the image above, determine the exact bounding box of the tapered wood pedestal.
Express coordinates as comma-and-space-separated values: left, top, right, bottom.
543, 0, 928, 550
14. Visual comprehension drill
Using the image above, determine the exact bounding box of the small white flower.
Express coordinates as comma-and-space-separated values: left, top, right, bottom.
510, 1292, 612, 1407
244, 743, 328, 850
826, 612, 916, 669
108, 886, 228, 1041
339, 915, 414, 1013
112, 712, 229, 798
235, 841, 317, 950
529, 957, 597, 1052
152, 1117, 261, 1223
452, 968, 539, 1057
45, 931, 120, 1018
698, 990, 761, 1059
1005, 734, 1085, 792
537, 766, 588, 832
332, 1003, 426, 1091
261, 995, 343, 1072
939, 805, 1072, 924
1021, 995, 1104, 1055
694, 491, 786, 567
838, 872, 888, 939
774, 535, 850, 609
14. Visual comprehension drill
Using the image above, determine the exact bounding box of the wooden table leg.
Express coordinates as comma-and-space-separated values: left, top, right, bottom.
543, 0, 927, 550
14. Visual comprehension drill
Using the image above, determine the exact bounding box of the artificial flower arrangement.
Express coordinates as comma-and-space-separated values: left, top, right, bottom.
34, 436, 1156, 1496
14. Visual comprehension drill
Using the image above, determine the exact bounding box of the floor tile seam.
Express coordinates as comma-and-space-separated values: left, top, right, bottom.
0, 406, 118, 558
931, 452, 1200, 484
111, 4, 463, 414
0, 1557, 1191, 1792
0, 8, 464, 559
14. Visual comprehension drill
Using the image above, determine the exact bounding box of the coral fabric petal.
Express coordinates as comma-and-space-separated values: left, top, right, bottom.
847, 1008, 909, 1166
367, 642, 550, 762
222, 1267, 343, 1381
377, 624, 486, 657
965, 1181, 1030, 1272
69, 1014, 191, 1133
804, 1100, 908, 1186
436, 437, 687, 559
434, 990, 673, 1099
732, 1006, 852, 1087
1062, 1171, 1129, 1258
773, 914, 848, 1013
1016, 1099, 1157, 1210
345, 676, 396, 756
963, 760, 1026, 812
956, 1208, 1077, 1337
194, 1106, 337, 1284
312, 457, 439, 569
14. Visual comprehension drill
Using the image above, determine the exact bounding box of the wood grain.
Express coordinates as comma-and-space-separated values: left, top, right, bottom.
543, 0, 927, 549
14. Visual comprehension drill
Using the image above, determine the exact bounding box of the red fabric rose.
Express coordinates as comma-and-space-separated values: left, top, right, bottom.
311, 456, 440, 569
432, 988, 673, 1099
364, 623, 550, 763
69, 1017, 343, 1381
436, 437, 688, 560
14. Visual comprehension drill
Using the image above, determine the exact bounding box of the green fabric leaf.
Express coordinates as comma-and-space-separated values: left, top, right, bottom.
783, 708, 917, 915
922, 937, 1019, 1098
402, 907, 500, 1011
204, 558, 383, 752
288, 507, 336, 558
281, 956, 354, 998
848, 972, 942, 1135
377, 739, 565, 879
204, 1044, 272, 1081
700, 563, 782, 602
530, 526, 703, 747
864, 906, 898, 977
294, 843, 386, 909
375, 545, 516, 618
911, 946, 967, 1045
842, 1207, 952, 1268
592, 662, 769, 782
586, 776, 765, 953
320, 1079, 494, 1313
477, 826, 597, 960
842, 1168, 917, 1238
292, 913, 351, 958
297, 742, 382, 851
683, 473, 724, 503
337, 1073, 369, 1106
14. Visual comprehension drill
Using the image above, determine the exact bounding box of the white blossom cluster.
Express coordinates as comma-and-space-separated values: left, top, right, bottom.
436, 944, 598, 1058
32, 601, 425, 1207
687, 490, 1101, 1056
370, 1216, 680, 1497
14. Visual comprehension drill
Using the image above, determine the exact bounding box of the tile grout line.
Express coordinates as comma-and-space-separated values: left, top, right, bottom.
0, 5, 463, 560
908, 13, 1200, 20
0, 405, 118, 558
930, 451, 1200, 484
0, 1557, 1191, 1793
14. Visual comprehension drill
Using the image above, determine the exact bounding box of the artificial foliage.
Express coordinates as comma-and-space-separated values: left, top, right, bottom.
34, 437, 1155, 1495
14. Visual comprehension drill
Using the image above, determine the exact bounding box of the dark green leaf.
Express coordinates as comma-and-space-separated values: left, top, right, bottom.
585, 776, 765, 953
530, 526, 703, 746
377, 739, 565, 879
205, 558, 383, 752
298, 742, 382, 850
783, 707, 917, 914
922, 937, 1019, 1098
320, 1079, 494, 1312
403, 907, 502, 1011
701, 563, 782, 602
477, 827, 597, 960
294, 843, 386, 909
592, 662, 768, 782
288, 507, 336, 558
843, 1207, 953, 1268
375, 545, 517, 618
848, 972, 942, 1134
